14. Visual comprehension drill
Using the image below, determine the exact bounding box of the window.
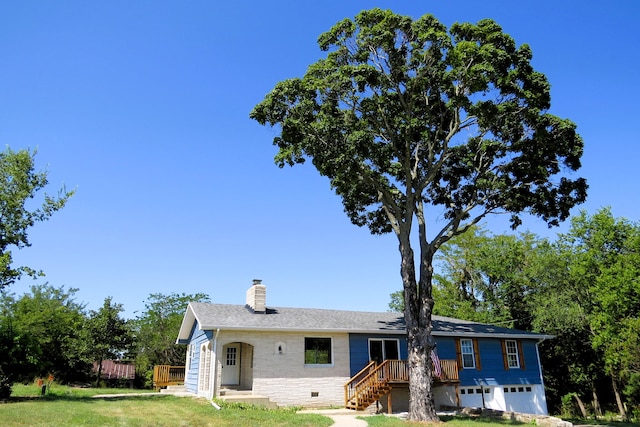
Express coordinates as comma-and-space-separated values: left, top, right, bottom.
501, 339, 525, 370
305, 338, 332, 365
368, 339, 400, 363
199, 343, 211, 392
505, 340, 520, 368
186, 344, 195, 371
460, 339, 476, 369
226, 346, 237, 366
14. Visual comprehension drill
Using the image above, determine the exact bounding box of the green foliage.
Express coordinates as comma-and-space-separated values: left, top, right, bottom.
251, 8, 586, 237
0, 147, 74, 290
539, 208, 640, 417
0, 284, 90, 384
85, 297, 134, 387
560, 393, 579, 418
132, 292, 210, 379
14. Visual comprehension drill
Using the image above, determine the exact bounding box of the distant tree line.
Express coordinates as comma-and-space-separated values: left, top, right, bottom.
0, 289, 209, 397
390, 207, 640, 420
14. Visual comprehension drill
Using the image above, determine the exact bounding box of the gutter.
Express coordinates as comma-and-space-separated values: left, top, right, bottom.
198, 325, 554, 340
536, 337, 550, 414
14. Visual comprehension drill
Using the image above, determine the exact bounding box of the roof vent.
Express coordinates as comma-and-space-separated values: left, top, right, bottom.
246, 279, 266, 313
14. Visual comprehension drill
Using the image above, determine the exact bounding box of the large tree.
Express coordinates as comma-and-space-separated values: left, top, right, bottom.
0, 147, 74, 289
250, 9, 586, 421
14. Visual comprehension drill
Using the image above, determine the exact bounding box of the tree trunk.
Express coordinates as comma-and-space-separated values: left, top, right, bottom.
95, 358, 103, 388
573, 394, 588, 419
400, 235, 439, 422
591, 383, 602, 418
611, 376, 627, 420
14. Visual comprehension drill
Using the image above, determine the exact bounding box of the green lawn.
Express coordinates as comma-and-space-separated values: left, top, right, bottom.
1, 384, 332, 427
2, 384, 638, 427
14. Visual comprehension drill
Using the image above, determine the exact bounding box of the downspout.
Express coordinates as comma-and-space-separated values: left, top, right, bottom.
536, 338, 549, 415
211, 328, 221, 400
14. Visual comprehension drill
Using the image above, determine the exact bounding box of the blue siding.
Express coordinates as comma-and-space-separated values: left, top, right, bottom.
437, 337, 542, 387
184, 321, 213, 393
348, 334, 542, 387
348, 334, 408, 375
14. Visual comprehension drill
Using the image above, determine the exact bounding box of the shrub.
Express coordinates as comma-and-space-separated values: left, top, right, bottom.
560, 392, 579, 417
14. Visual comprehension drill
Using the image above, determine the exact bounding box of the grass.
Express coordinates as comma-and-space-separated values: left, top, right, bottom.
363, 414, 640, 427
363, 414, 531, 426
1, 383, 332, 426
3, 384, 638, 426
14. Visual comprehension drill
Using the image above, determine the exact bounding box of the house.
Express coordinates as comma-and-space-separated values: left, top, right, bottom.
176, 280, 552, 415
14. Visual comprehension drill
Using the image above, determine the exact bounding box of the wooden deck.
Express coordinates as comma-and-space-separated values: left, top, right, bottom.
152, 365, 185, 389
344, 359, 459, 411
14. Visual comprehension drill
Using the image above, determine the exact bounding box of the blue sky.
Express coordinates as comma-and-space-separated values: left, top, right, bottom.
2, 1, 638, 318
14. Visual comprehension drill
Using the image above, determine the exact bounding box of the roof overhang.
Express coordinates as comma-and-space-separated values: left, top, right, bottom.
176, 303, 201, 344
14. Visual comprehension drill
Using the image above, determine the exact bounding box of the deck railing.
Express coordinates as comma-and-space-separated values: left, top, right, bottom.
153, 365, 185, 389
438, 359, 459, 383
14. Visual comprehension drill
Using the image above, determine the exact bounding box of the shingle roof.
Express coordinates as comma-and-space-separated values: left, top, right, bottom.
177, 302, 551, 342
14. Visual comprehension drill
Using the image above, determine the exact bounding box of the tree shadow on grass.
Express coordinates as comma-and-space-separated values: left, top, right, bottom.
2, 393, 168, 404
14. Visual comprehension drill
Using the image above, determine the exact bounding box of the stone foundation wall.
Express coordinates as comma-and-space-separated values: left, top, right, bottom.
460, 408, 573, 427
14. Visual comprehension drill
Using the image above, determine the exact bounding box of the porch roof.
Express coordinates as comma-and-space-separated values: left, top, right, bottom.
177, 302, 552, 343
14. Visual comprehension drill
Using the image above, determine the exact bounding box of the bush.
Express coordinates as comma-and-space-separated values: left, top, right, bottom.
560, 392, 579, 417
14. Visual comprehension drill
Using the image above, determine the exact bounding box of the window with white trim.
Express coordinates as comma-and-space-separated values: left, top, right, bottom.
505, 339, 520, 368
186, 344, 193, 370
460, 338, 476, 369
304, 337, 332, 365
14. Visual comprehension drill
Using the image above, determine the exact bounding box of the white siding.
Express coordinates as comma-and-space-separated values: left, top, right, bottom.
215, 330, 350, 407
458, 384, 549, 415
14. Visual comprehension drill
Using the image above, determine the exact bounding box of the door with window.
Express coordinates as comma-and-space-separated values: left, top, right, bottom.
369, 339, 399, 363
221, 343, 240, 385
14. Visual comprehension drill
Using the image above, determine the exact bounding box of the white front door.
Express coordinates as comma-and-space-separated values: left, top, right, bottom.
221, 344, 240, 385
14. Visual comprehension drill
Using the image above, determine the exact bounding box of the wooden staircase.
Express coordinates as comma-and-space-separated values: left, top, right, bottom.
344, 359, 460, 411
344, 360, 407, 410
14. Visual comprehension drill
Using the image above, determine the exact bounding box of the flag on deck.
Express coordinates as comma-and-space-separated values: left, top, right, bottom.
431, 349, 442, 378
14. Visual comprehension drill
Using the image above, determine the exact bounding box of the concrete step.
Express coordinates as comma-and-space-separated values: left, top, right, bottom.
219, 388, 252, 396
163, 385, 187, 392
160, 385, 197, 397
219, 393, 278, 409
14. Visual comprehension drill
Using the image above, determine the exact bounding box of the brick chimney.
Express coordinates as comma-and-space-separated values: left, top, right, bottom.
246, 279, 266, 313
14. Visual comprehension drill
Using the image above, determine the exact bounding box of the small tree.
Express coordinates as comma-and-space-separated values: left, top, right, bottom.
0, 147, 74, 290
251, 9, 586, 421
85, 297, 134, 387
133, 292, 210, 381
